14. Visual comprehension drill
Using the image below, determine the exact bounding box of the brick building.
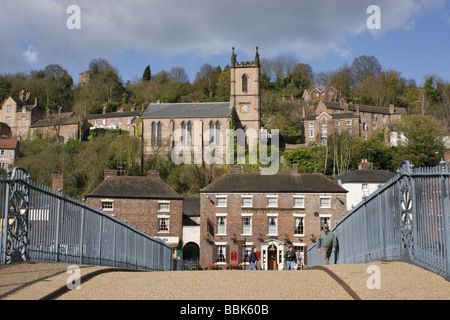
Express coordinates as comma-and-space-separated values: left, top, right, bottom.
85, 169, 184, 257
302, 100, 407, 145
199, 165, 347, 270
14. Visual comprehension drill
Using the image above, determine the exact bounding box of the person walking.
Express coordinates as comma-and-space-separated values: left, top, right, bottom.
317, 223, 337, 265
248, 248, 258, 270
284, 246, 296, 270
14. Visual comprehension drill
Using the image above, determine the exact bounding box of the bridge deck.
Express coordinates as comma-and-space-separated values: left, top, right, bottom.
1, 261, 448, 300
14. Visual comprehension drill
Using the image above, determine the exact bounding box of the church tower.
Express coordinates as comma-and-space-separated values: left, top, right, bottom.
230, 47, 261, 141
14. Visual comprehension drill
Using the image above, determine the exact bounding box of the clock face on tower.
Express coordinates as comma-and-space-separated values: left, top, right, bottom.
241, 105, 248, 112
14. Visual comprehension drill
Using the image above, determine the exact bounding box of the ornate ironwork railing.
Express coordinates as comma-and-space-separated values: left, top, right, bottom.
307, 161, 450, 280
0, 167, 173, 271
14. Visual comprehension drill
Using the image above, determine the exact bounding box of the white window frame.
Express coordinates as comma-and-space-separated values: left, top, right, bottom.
241, 213, 253, 236
215, 244, 227, 264
158, 201, 170, 212
216, 195, 228, 207
293, 213, 306, 236
216, 213, 227, 236
293, 196, 305, 208
320, 196, 331, 208
241, 195, 253, 208
157, 215, 170, 233
267, 213, 278, 236
266, 195, 278, 208
101, 199, 114, 212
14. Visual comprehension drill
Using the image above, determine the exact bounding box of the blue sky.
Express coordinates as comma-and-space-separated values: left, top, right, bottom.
1, 0, 449, 86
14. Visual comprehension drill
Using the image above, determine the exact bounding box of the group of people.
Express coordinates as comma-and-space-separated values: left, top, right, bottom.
248, 223, 337, 270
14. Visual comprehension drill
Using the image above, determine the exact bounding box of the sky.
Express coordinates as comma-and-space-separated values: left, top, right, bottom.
1, 0, 450, 86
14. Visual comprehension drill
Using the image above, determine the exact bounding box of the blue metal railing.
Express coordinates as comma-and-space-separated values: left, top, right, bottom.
0, 167, 173, 271
307, 161, 450, 280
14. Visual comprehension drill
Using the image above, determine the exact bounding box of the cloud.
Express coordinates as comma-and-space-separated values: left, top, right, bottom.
0, 0, 445, 74
22, 45, 39, 64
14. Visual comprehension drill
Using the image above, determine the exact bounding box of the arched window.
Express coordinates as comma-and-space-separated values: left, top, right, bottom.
242, 74, 248, 92
321, 117, 327, 126
209, 121, 214, 144
151, 122, 156, 146
215, 121, 220, 145
181, 121, 186, 145
157, 122, 162, 145
187, 121, 192, 145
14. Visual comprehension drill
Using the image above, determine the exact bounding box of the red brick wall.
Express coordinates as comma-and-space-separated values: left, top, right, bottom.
199, 191, 346, 268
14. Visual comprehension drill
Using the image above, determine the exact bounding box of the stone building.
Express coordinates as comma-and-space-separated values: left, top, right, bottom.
140, 47, 263, 162
0, 93, 42, 139
30, 112, 79, 143
85, 169, 184, 257
0, 139, 20, 169
199, 165, 347, 270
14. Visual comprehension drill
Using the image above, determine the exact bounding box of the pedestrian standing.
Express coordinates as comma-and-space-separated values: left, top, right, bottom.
317, 223, 337, 265
248, 248, 258, 270
284, 246, 296, 270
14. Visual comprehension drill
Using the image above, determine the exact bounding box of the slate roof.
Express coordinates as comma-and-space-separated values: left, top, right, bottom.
321, 101, 407, 115
86, 176, 183, 200
183, 196, 200, 217
336, 170, 396, 184
30, 112, 78, 128
200, 173, 348, 194
302, 113, 359, 121
85, 111, 141, 120
141, 102, 232, 119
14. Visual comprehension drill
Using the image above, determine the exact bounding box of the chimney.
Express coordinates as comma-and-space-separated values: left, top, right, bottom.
52, 173, 64, 193
340, 98, 348, 112
358, 159, 373, 171
291, 163, 299, 175
147, 170, 160, 178
34, 98, 38, 107
104, 169, 117, 180
227, 165, 244, 174
103, 106, 107, 114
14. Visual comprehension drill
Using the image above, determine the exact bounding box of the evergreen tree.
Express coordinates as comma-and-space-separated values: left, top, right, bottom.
143, 65, 151, 82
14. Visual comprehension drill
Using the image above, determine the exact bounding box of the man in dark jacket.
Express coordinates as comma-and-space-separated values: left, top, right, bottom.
249, 248, 258, 270
284, 246, 296, 270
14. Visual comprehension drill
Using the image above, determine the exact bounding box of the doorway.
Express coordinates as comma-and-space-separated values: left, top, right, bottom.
268, 245, 277, 270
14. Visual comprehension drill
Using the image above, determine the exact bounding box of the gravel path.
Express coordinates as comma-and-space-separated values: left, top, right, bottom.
1, 261, 448, 300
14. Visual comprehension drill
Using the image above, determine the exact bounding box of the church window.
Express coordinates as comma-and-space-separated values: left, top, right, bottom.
209, 121, 214, 144
187, 121, 192, 145
157, 122, 162, 145
215, 121, 220, 145
151, 122, 156, 146
242, 74, 248, 92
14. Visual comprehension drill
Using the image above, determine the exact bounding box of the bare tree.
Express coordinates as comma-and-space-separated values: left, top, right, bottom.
350, 55, 382, 86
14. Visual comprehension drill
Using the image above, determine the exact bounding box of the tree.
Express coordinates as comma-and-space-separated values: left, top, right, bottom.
350, 55, 382, 86
143, 65, 151, 82
395, 115, 445, 168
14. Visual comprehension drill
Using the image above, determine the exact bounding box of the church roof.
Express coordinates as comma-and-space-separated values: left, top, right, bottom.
141, 102, 232, 119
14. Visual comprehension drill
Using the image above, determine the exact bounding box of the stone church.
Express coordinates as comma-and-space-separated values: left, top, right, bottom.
140, 47, 263, 163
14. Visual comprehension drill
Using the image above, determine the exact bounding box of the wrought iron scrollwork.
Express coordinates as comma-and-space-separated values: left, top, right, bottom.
398, 161, 414, 257
3, 168, 30, 264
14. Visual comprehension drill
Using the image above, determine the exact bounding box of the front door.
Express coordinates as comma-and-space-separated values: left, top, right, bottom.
268, 249, 277, 270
